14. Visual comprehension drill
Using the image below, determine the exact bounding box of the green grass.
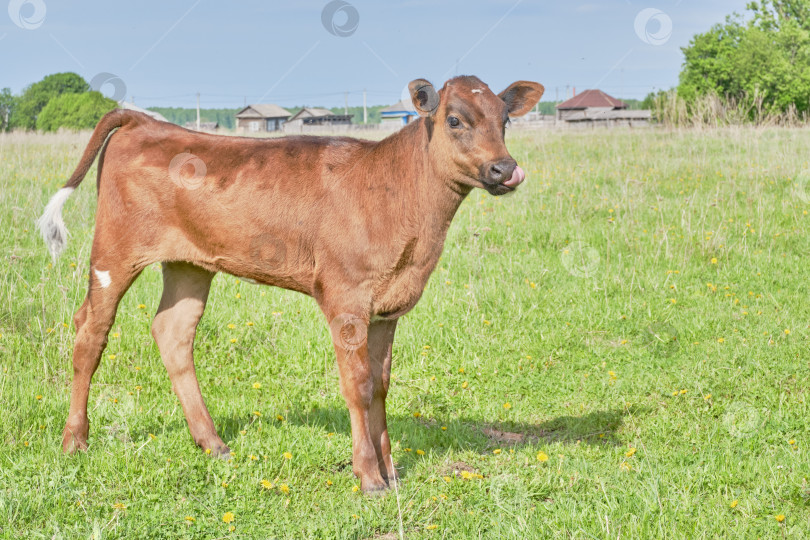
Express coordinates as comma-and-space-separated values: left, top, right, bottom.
1, 127, 809, 538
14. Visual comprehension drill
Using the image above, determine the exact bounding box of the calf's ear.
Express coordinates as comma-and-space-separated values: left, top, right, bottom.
409, 79, 440, 117
498, 81, 545, 117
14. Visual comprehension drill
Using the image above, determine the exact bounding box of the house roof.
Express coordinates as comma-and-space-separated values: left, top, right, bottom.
235, 104, 291, 119
556, 89, 627, 110
380, 99, 417, 115
286, 107, 336, 122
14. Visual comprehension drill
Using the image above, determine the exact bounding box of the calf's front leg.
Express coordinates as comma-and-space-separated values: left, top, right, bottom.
328, 313, 395, 494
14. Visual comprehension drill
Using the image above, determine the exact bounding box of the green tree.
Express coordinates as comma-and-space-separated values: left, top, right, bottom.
36, 91, 116, 132
678, 1, 810, 114
10, 72, 89, 130
0, 88, 15, 131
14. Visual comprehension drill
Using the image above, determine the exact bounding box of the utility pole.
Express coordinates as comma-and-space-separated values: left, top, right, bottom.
344, 92, 349, 116
196, 92, 201, 130
363, 89, 367, 124
555, 87, 558, 103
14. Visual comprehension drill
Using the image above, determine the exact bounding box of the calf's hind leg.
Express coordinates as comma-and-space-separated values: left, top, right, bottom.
63, 264, 140, 453
151, 262, 229, 456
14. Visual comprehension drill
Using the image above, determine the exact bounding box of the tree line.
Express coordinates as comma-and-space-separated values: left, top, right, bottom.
644, 0, 810, 125
0, 73, 117, 132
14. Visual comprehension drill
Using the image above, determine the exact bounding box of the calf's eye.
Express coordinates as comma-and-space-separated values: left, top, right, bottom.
447, 116, 461, 128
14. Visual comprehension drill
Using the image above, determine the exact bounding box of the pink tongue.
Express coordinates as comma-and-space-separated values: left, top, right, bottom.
503, 165, 525, 187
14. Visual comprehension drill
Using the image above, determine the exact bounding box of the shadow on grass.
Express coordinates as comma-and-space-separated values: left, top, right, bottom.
128, 405, 645, 478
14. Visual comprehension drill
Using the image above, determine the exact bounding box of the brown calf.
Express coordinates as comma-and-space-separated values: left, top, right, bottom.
39, 75, 543, 493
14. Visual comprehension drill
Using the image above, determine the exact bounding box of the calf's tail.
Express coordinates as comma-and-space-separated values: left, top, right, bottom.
38, 109, 134, 260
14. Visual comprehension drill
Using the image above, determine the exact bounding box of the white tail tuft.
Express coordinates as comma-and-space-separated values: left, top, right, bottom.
37, 187, 75, 260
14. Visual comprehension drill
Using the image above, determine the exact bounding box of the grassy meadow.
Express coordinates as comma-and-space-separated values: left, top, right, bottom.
1, 126, 809, 538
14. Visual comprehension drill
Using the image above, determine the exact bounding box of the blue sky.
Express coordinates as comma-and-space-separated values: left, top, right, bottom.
3, 0, 750, 108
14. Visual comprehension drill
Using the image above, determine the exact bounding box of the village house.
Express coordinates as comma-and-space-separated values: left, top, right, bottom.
379, 99, 419, 127
234, 104, 291, 132
556, 89, 651, 127
282, 108, 353, 133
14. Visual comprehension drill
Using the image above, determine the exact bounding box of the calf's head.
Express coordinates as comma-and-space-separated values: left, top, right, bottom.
409, 75, 544, 196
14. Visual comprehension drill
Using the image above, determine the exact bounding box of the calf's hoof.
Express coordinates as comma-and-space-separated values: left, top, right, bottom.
62, 427, 88, 454
200, 441, 231, 459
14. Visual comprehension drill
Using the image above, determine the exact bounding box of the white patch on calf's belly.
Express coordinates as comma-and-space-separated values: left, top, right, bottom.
94, 269, 111, 288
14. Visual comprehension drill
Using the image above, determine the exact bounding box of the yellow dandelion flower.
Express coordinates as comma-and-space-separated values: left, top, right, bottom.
112, 502, 127, 510
458, 367, 465, 374
789, 439, 796, 445
249, 454, 258, 461
443, 476, 452, 482
717, 338, 725, 343
461, 471, 472, 479
413, 412, 421, 418
253, 411, 262, 417
184, 516, 195, 522
108, 354, 116, 360
35, 395, 42, 400
227, 323, 236, 329
205, 448, 212, 455
426, 524, 437, 530
704, 394, 712, 400
711, 258, 718, 264
276, 414, 285, 421
441, 426, 447, 431
625, 448, 637, 458
283, 452, 292, 459
137, 304, 146, 309
730, 499, 739, 508
416, 449, 425, 455
503, 402, 511, 409
620, 462, 632, 471
404, 448, 412, 452
229, 338, 237, 343
461, 381, 469, 389
235, 293, 241, 299
784, 329, 790, 335
134, 385, 142, 391
279, 484, 290, 494
222, 511, 234, 523
239, 430, 246, 435
537, 452, 549, 462
252, 382, 261, 389
775, 514, 785, 523
221, 481, 229, 488
493, 449, 501, 455
261, 479, 273, 489
352, 485, 360, 492
246, 321, 254, 326
326, 479, 333, 486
